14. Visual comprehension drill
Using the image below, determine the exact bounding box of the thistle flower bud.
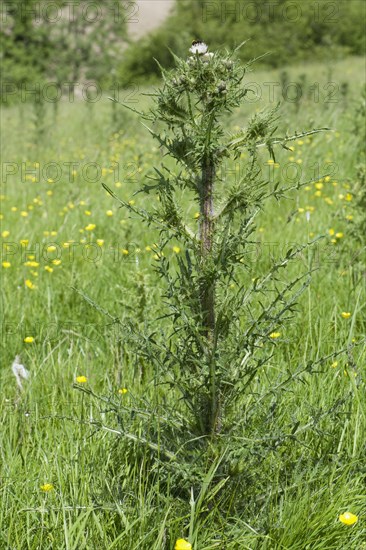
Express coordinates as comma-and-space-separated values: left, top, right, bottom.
217, 81, 227, 93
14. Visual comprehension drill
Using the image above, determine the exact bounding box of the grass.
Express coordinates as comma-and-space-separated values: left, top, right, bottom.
1, 55, 365, 549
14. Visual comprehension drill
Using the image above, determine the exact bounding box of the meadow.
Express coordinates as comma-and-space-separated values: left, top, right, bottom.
1, 54, 365, 549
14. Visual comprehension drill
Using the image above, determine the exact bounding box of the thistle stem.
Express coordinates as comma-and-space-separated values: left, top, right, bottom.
200, 156, 215, 335
199, 154, 220, 435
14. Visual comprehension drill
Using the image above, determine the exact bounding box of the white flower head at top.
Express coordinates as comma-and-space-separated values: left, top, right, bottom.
189, 40, 208, 55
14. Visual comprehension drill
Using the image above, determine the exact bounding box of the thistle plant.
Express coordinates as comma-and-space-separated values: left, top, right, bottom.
99, 42, 331, 487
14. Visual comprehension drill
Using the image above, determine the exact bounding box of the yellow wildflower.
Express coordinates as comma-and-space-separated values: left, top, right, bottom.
270, 332, 281, 339
40, 483, 54, 492
2, 261, 11, 268
341, 312, 351, 319
118, 388, 128, 395
1, 230, 10, 238
335, 232, 343, 239
45, 266, 53, 273
75, 376, 87, 384
85, 224, 96, 231
175, 540, 192, 550
173, 246, 181, 254
25, 279, 37, 290
339, 512, 358, 526
24, 336, 34, 343
106, 210, 113, 216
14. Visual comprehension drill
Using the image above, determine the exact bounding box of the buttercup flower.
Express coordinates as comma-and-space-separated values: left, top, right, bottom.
189, 40, 208, 55
24, 336, 34, 343
341, 312, 351, 319
269, 332, 281, 339
75, 375, 87, 384
339, 512, 358, 525
40, 483, 54, 492
25, 279, 37, 290
118, 388, 128, 395
175, 539, 192, 550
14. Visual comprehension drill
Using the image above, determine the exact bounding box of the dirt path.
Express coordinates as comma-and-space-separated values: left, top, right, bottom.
128, 0, 175, 40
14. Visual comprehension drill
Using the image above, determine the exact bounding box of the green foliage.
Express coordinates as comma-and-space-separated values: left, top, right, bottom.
117, 0, 366, 85
352, 88, 366, 240
1, 0, 127, 104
